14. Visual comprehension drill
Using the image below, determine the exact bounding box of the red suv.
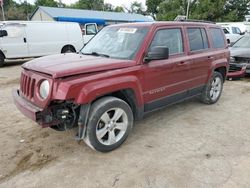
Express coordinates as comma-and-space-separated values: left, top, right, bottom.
13, 22, 230, 152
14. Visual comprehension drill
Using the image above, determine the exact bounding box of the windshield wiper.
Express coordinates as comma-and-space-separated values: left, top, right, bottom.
82, 52, 110, 58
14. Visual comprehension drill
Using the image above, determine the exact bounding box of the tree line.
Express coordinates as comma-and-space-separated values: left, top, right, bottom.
0, 0, 249, 22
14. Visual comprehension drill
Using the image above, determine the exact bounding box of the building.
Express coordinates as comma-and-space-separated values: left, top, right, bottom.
30, 6, 153, 26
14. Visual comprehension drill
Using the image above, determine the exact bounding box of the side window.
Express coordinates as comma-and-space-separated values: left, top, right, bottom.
85, 24, 97, 35
223, 28, 229, 34
235, 27, 241, 34
187, 28, 209, 51
209, 28, 225, 48
149, 28, 183, 55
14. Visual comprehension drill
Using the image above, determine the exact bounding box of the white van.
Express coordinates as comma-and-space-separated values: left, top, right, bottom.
0, 21, 98, 67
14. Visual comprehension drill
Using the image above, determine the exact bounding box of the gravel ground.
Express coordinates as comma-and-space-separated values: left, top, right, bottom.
0, 61, 250, 188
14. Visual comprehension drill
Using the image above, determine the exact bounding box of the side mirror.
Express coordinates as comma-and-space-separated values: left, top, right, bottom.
240, 32, 245, 35
144, 46, 169, 62
0, 30, 7, 37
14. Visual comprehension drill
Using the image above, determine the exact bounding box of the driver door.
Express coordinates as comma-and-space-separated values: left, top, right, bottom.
142, 27, 191, 112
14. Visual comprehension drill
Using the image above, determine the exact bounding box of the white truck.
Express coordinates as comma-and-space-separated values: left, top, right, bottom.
0, 21, 98, 67
219, 25, 244, 45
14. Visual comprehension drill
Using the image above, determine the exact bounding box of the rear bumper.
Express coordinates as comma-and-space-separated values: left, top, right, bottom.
12, 89, 42, 122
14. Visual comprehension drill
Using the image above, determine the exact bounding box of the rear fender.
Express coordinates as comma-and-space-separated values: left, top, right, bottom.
207, 58, 228, 82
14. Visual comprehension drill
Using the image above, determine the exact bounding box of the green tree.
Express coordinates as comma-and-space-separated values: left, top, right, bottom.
34, 0, 58, 7
223, 0, 250, 21
190, 0, 226, 21
157, 0, 187, 21
0, 0, 35, 21
103, 3, 114, 11
146, 0, 163, 19
114, 6, 124, 12
127, 1, 145, 14
72, 0, 104, 10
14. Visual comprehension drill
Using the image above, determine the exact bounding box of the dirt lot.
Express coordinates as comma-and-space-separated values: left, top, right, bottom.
0, 61, 250, 188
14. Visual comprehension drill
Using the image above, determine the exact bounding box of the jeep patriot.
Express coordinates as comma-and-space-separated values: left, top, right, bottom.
13, 22, 230, 152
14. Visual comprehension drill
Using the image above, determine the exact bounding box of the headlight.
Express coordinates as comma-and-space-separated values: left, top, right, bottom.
39, 80, 50, 99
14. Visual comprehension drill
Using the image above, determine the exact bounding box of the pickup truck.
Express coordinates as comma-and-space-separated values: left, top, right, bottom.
13, 21, 230, 152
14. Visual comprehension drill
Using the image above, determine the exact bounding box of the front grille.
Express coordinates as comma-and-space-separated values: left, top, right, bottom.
229, 64, 242, 72
20, 72, 36, 99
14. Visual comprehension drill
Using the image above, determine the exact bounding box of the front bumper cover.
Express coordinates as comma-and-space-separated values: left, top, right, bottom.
12, 89, 42, 122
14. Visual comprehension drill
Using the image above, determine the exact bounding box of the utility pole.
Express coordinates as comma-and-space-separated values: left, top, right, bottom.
1, 0, 5, 21
186, 0, 190, 19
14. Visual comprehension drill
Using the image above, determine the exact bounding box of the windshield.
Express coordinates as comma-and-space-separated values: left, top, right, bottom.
81, 26, 149, 60
232, 36, 250, 48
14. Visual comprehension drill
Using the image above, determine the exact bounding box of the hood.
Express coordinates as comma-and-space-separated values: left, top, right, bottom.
22, 53, 135, 78
230, 47, 250, 58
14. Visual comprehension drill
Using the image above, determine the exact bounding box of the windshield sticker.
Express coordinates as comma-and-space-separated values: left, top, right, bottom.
118, 28, 137, 34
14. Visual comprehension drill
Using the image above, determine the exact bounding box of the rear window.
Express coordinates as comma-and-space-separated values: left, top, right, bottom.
187, 28, 209, 51
209, 28, 225, 48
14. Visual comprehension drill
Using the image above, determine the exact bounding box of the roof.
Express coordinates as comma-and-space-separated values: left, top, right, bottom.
31, 6, 153, 23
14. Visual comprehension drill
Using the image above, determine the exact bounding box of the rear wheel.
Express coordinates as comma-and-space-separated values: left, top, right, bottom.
84, 97, 133, 152
0, 54, 5, 67
61, 46, 76, 53
200, 71, 223, 104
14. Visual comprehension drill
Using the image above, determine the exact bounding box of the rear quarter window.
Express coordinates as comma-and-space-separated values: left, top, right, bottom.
209, 28, 225, 48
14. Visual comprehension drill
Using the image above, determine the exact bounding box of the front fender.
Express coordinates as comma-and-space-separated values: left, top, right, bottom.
75, 76, 144, 106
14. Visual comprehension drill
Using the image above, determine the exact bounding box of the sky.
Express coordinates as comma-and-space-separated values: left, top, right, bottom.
17, 0, 146, 9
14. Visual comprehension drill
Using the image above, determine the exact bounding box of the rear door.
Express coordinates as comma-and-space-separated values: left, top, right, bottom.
185, 27, 212, 95
142, 27, 192, 112
0, 24, 29, 58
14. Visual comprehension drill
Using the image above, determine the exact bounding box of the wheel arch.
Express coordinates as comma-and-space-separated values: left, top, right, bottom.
61, 45, 76, 53
0, 50, 6, 59
214, 66, 227, 82
92, 89, 143, 120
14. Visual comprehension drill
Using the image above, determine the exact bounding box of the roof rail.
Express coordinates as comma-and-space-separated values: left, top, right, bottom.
177, 19, 216, 24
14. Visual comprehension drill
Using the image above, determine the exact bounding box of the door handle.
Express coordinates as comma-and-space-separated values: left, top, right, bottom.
23, 38, 27, 43
207, 56, 214, 60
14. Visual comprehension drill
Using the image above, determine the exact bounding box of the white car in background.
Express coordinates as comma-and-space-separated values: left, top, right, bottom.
0, 21, 98, 67
222, 26, 244, 45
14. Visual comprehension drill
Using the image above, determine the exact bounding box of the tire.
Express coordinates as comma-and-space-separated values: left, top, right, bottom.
0, 54, 5, 67
200, 71, 223, 104
84, 96, 134, 152
61, 46, 76, 53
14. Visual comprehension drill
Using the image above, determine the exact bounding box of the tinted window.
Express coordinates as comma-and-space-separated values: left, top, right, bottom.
149, 28, 183, 55
187, 28, 209, 51
232, 27, 241, 34
210, 28, 225, 48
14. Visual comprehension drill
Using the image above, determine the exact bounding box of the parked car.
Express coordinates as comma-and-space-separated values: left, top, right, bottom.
13, 21, 229, 152
228, 35, 250, 78
222, 27, 243, 45
0, 21, 97, 67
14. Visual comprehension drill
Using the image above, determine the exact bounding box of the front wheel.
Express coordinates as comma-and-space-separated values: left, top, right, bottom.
200, 71, 223, 104
84, 97, 134, 152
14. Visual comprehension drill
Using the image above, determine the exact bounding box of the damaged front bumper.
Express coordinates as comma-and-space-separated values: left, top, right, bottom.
12, 89, 79, 128
228, 63, 249, 78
